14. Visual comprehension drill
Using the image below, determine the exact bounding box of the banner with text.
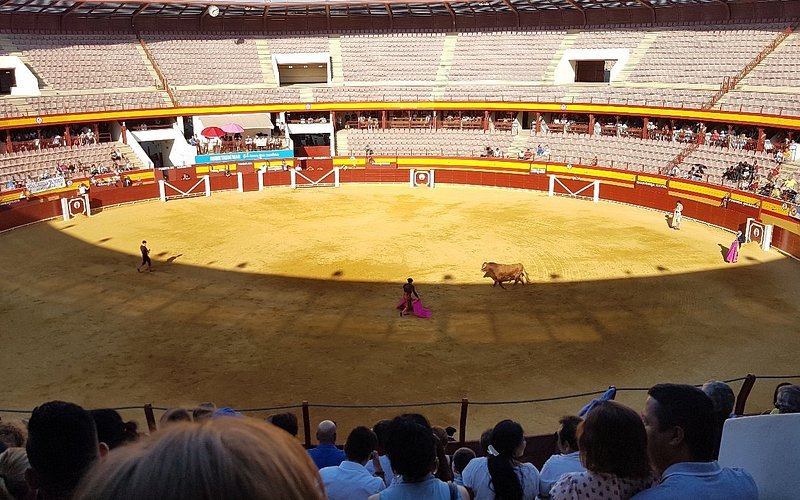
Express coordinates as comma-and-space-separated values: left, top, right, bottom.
27, 176, 66, 194
194, 149, 294, 165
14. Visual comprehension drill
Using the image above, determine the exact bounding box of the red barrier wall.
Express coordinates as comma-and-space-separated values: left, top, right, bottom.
2, 164, 798, 260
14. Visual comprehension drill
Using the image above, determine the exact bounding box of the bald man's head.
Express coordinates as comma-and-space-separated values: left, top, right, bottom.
316, 420, 337, 444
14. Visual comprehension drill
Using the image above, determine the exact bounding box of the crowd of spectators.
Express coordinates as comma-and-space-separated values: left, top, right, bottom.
1, 381, 797, 500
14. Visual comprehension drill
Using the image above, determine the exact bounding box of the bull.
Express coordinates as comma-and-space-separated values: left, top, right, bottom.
481, 262, 528, 289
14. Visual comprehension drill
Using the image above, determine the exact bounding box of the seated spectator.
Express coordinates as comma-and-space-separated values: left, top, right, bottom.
320, 426, 385, 500
368, 414, 468, 500
632, 384, 758, 499
0, 447, 29, 500
309, 420, 345, 469
445, 426, 457, 442
431, 427, 453, 482
26, 401, 107, 500
160, 408, 192, 427
551, 402, 653, 500
536, 145, 544, 157
479, 428, 493, 454
701, 380, 736, 458
452, 447, 476, 487
192, 402, 216, 422
74, 418, 324, 500
365, 420, 395, 487
772, 384, 800, 414
266, 412, 299, 437
0, 422, 26, 451
462, 419, 539, 500
89, 409, 138, 450
539, 416, 585, 498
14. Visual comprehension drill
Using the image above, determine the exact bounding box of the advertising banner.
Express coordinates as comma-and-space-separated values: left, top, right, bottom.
27, 176, 66, 194
194, 149, 294, 165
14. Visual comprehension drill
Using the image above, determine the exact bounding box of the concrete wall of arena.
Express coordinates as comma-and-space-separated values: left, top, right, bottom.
1, 160, 798, 258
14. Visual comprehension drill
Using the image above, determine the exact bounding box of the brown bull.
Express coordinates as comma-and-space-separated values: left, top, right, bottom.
481, 262, 528, 289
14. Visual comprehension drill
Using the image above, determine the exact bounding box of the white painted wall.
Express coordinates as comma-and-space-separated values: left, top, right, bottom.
129, 125, 196, 167
0, 56, 41, 96
553, 49, 631, 85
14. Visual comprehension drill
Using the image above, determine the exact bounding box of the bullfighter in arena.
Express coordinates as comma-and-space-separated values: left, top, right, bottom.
400, 278, 419, 316
672, 200, 683, 230
137, 240, 152, 272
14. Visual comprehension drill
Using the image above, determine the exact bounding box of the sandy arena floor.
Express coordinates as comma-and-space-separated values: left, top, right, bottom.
1, 184, 799, 437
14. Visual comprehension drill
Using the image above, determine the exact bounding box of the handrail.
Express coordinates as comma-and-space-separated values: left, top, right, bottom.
134, 31, 178, 108
704, 25, 794, 110
2, 374, 798, 440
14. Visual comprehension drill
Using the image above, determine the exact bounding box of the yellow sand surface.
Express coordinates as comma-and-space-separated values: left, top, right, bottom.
1, 185, 798, 437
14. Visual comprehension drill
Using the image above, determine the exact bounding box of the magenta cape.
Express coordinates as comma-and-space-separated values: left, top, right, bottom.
396, 298, 432, 318
725, 239, 740, 263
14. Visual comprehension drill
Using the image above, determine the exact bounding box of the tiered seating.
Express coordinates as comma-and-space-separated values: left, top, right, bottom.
525, 132, 683, 174
629, 25, 783, 85
174, 88, 301, 107
739, 33, 800, 88
143, 35, 264, 86
0, 143, 122, 189
683, 143, 778, 184
268, 35, 329, 54
25, 92, 168, 116
340, 32, 446, 81
448, 30, 565, 82
572, 29, 645, 49
344, 128, 515, 157
718, 92, 800, 116
5, 33, 156, 90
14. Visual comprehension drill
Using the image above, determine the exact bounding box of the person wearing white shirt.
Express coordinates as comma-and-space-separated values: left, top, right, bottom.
321, 426, 386, 500
538, 416, 585, 498
462, 420, 539, 500
365, 420, 396, 487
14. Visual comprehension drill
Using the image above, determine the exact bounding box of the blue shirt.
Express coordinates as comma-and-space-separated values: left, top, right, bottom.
308, 443, 346, 469
538, 451, 585, 498
631, 461, 757, 500
320, 460, 385, 500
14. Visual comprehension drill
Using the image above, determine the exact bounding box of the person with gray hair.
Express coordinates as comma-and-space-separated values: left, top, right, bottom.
702, 380, 736, 459
308, 420, 345, 469
773, 384, 800, 414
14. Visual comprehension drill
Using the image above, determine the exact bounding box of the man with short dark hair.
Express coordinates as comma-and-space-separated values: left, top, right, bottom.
538, 415, 586, 497
266, 412, 299, 437
365, 419, 394, 486
25, 401, 107, 500
320, 426, 385, 500
632, 384, 757, 499
451, 447, 476, 487
308, 420, 345, 469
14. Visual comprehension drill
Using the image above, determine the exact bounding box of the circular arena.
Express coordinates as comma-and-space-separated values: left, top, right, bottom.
1, 0, 800, 496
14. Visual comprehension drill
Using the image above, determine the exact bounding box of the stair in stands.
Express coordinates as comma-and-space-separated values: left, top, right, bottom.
541, 32, 578, 85
117, 143, 146, 171
255, 39, 278, 86
133, 43, 163, 90
615, 32, 660, 83
328, 36, 344, 85
298, 87, 314, 103
335, 129, 349, 156
505, 132, 530, 159
5, 97, 33, 117
431, 33, 458, 100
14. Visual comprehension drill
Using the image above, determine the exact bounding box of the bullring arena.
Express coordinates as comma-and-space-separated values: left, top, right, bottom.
1, 0, 800, 482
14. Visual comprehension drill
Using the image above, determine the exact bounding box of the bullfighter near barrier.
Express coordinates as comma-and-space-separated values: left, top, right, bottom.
481, 262, 529, 289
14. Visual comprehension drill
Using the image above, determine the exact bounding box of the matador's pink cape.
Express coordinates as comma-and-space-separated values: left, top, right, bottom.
396, 298, 432, 318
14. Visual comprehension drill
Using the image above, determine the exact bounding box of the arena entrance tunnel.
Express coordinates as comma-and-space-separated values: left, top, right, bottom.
1, 182, 799, 447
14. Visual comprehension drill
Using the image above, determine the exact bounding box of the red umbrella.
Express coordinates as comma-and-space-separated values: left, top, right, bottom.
201, 126, 226, 138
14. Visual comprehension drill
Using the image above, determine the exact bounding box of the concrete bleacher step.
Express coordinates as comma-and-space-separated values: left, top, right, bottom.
335, 129, 349, 156
255, 39, 278, 87
134, 43, 163, 89
541, 32, 578, 85
4, 97, 33, 116
615, 32, 660, 83
431, 33, 459, 100
0, 35, 49, 90
298, 87, 314, 103
505, 132, 530, 159
737, 31, 798, 87
328, 36, 344, 85
117, 143, 146, 171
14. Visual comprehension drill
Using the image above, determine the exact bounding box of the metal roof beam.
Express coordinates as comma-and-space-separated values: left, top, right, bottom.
385, 3, 394, 29
631, 0, 656, 23
444, 2, 456, 28
502, 0, 520, 27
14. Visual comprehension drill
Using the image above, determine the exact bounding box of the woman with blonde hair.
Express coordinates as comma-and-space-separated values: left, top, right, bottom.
74, 417, 324, 500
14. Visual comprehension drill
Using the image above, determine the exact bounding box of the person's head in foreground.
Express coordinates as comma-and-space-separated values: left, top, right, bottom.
579, 400, 651, 479
384, 414, 435, 481
487, 419, 527, 499
26, 401, 105, 500
74, 417, 324, 500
